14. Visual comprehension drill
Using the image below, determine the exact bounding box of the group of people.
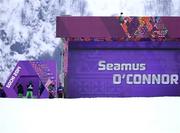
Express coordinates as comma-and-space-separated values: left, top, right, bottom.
0, 81, 64, 98
17, 81, 35, 98
17, 81, 63, 98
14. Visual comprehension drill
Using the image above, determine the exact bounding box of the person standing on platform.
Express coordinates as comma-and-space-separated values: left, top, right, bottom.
0, 83, 6, 98
39, 82, 45, 97
57, 83, 64, 98
17, 84, 24, 98
26, 81, 34, 98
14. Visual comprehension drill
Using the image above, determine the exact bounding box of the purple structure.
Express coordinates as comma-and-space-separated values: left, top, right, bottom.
56, 16, 180, 98
56, 16, 180, 40
3, 60, 57, 98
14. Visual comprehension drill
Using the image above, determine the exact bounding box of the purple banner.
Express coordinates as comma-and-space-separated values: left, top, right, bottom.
56, 16, 180, 41
66, 41, 180, 98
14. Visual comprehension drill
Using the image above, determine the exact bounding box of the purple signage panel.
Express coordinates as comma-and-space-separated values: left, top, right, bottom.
66, 41, 180, 98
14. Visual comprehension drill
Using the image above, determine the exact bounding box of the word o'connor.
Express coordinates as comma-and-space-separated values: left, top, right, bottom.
113, 74, 179, 85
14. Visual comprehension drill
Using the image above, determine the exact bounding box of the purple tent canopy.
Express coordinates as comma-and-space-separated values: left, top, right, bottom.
3, 60, 57, 98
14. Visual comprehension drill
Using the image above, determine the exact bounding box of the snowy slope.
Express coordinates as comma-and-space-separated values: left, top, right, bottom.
0, 0, 89, 83
0, 97, 180, 133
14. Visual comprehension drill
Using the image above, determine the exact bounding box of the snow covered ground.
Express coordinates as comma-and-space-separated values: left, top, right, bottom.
0, 97, 180, 133
1, 0, 180, 133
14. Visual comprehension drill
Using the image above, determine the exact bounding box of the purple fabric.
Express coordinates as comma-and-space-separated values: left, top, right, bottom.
66, 41, 180, 98
161, 17, 180, 38
56, 17, 125, 38
56, 16, 180, 39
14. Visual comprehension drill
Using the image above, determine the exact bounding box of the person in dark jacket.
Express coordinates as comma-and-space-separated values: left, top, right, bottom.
0, 83, 6, 98
48, 83, 55, 99
17, 84, 24, 98
57, 83, 64, 98
39, 82, 45, 97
